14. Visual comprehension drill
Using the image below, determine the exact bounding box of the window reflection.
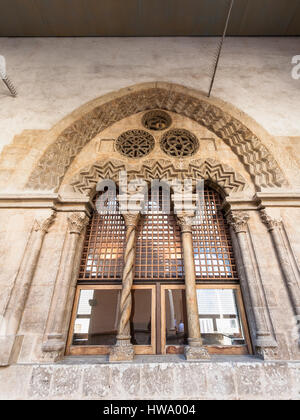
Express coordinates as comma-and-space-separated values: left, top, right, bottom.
72, 289, 120, 346
165, 289, 188, 346
165, 288, 246, 349
197, 289, 246, 346
130, 289, 152, 345
72, 288, 153, 347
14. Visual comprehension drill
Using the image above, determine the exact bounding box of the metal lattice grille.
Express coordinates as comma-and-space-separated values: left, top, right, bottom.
78, 193, 125, 281
193, 187, 238, 282
135, 193, 184, 281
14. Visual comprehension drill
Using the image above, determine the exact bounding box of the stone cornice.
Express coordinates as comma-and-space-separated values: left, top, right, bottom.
254, 192, 300, 207
222, 192, 300, 213
0, 193, 93, 215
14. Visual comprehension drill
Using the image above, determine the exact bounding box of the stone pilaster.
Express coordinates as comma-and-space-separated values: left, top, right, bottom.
41, 212, 88, 360
109, 211, 140, 362
260, 209, 300, 344
227, 210, 277, 356
0, 212, 56, 366
176, 212, 210, 360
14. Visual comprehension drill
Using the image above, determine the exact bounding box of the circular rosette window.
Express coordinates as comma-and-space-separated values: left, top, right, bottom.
142, 110, 172, 131
116, 129, 155, 158
160, 129, 199, 157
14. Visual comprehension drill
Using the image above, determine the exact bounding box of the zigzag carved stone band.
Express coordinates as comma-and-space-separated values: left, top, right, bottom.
69, 158, 247, 196
25, 87, 286, 191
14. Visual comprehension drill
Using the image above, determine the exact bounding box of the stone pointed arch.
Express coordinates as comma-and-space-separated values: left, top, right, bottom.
68, 158, 247, 196
25, 82, 287, 191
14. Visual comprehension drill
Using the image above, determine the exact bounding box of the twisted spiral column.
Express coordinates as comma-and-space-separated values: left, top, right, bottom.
109, 212, 140, 362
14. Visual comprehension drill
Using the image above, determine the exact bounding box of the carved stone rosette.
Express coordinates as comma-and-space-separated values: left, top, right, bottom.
176, 211, 210, 360
42, 212, 89, 359
0, 211, 56, 366
109, 212, 140, 362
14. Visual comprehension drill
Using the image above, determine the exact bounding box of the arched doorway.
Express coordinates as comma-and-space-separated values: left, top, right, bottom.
66, 184, 252, 356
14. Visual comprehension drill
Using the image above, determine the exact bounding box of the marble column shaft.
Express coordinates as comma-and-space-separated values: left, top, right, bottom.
260, 209, 300, 331
227, 210, 277, 350
42, 212, 88, 353
0, 212, 55, 366
176, 212, 210, 360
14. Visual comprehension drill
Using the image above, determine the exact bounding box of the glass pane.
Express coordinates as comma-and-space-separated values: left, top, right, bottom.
165, 289, 188, 346
130, 289, 152, 346
197, 289, 246, 346
72, 289, 120, 346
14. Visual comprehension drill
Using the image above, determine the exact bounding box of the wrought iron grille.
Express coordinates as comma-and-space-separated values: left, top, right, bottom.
193, 187, 238, 283
77, 186, 239, 285
78, 191, 125, 282
134, 191, 184, 281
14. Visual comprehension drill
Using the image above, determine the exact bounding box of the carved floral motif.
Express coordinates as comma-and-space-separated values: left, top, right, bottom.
33, 212, 56, 233
259, 209, 282, 231
67, 212, 89, 234
227, 211, 250, 233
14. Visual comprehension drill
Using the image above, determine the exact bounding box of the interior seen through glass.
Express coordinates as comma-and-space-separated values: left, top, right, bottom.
165, 288, 246, 347
72, 289, 151, 346
72, 287, 245, 348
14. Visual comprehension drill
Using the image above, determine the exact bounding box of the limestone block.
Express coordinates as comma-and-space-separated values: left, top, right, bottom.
0, 365, 32, 400
82, 365, 111, 399
51, 366, 82, 398
236, 363, 264, 398
263, 363, 291, 399
205, 363, 236, 399
140, 364, 174, 399
109, 365, 141, 399
172, 363, 207, 399
28, 366, 54, 399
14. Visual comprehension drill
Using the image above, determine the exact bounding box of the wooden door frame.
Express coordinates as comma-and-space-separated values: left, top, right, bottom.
160, 284, 252, 355
66, 284, 156, 356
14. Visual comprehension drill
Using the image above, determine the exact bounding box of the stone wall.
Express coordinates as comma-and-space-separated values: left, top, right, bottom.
0, 38, 299, 398
0, 37, 299, 156
0, 359, 299, 400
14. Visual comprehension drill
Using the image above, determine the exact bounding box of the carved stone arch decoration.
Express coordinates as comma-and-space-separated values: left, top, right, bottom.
68, 158, 247, 196
25, 82, 287, 191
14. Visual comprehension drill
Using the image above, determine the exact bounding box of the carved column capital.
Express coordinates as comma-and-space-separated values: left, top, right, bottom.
121, 211, 140, 228
33, 212, 56, 233
176, 211, 196, 233
226, 211, 250, 234
67, 212, 89, 234
259, 209, 281, 231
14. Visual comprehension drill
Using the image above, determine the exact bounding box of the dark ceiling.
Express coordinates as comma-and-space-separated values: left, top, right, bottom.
0, 0, 299, 37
